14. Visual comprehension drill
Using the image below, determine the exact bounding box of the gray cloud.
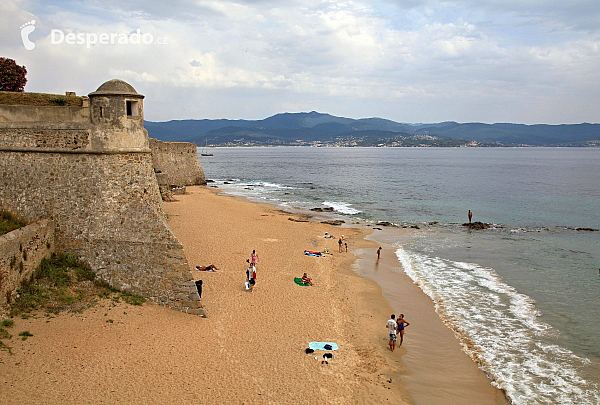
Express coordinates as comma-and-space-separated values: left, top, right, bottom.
1, 0, 598, 124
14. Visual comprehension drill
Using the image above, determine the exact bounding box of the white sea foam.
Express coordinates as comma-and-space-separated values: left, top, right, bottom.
396, 246, 600, 405
322, 201, 361, 215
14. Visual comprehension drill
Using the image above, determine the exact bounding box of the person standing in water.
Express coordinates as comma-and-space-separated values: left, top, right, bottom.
396, 314, 410, 346
468, 210, 473, 224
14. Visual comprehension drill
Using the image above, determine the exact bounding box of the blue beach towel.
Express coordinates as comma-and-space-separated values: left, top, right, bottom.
308, 342, 339, 351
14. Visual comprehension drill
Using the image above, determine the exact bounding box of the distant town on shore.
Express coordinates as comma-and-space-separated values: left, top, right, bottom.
145, 111, 600, 148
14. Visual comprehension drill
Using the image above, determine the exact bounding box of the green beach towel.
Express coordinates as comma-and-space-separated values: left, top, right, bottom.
294, 277, 311, 286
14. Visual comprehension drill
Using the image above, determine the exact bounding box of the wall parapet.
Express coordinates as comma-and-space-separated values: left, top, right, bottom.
0, 219, 54, 308
0, 104, 90, 124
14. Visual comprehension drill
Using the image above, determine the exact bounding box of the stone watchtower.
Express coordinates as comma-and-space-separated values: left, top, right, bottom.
0, 79, 203, 315
88, 79, 148, 151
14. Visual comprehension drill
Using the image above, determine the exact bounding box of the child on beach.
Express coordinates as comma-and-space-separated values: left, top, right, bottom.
251, 250, 259, 267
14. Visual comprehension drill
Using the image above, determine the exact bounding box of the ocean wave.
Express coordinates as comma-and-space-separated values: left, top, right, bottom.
322, 201, 361, 215
396, 246, 600, 405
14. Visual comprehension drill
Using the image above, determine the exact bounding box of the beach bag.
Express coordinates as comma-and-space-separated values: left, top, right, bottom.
324, 344, 333, 350
245, 281, 250, 290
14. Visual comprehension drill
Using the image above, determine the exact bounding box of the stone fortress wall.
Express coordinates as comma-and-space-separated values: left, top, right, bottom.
149, 138, 205, 187
0, 219, 54, 307
0, 80, 205, 315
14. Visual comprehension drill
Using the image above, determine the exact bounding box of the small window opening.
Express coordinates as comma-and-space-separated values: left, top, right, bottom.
126, 100, 139, 117
99, 107, 104, 118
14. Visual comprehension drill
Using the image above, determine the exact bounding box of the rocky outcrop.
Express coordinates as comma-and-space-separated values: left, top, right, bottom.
462, 222, 491, 230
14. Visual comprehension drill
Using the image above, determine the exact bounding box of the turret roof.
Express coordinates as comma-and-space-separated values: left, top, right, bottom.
88, 79, 144, 98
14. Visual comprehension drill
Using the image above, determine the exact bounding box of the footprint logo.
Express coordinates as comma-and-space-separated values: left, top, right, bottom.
20, 20, 36, 51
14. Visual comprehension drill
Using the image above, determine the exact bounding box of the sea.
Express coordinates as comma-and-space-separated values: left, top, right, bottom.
199, 146, 600, 404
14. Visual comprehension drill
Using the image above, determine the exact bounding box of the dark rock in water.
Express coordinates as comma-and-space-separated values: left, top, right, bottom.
429, 221, 438, 225
462, 222, 490, 230
206, 179, 215, 183
410, 225, 420, 229
376, 221, 394, 227
223, 181, 231, 184
321, 220, 345, 226
311, 207, 334, 212
575, 227, 598, 232
284, 192, 290, 195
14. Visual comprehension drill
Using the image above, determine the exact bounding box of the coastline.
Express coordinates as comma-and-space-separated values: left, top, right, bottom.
0, 185, 506, 404
354, 229, 509, 404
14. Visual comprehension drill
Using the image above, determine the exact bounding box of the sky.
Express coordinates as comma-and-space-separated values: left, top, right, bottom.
1, 0, 599, 124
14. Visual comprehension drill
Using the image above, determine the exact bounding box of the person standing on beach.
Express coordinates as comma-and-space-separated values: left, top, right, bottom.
468, 210, 473, 224
396, 314, 410, 346
338, 237, 343, 253
386, 314, 398, 352
344, 242, 348, 252
251, 250, 259, 267
377, 247, 382, 260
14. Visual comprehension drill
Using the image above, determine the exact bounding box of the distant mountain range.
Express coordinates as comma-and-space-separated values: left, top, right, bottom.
145, 111, 600, 147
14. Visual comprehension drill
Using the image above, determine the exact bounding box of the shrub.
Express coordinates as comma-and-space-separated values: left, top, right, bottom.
0, 57, 27, 92
49, 97, 67, 106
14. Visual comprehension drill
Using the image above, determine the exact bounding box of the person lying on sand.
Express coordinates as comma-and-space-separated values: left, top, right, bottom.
301, 273, 313, 286
195, 265, 218, 271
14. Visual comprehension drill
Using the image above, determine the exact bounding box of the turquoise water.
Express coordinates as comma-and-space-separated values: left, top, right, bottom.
200, 147, 600, 404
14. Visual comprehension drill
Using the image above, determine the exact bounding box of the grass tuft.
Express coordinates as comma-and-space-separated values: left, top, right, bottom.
1, 320, 14, 328
0, 209, 28, 236
0, 328, 12, 339
10, 253, 145, 316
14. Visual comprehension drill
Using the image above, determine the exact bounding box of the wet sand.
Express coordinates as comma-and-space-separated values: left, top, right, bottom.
0, 186, 507, 404
353, 229, 509, 405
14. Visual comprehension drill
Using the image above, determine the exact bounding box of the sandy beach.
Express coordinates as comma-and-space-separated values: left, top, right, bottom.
1, 186, 507, 404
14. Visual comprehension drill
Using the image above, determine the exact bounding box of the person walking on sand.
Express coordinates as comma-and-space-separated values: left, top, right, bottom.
468, 210, 473, 225
246, 263, 256, 292
338, 237, 343, 253
386, 314, 398, 352
377, 247, 382, 260
396, 314, 410, 346
251, 250, 259, 267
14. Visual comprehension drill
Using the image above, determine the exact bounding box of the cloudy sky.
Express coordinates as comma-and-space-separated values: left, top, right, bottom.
1, 0, 599, 124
